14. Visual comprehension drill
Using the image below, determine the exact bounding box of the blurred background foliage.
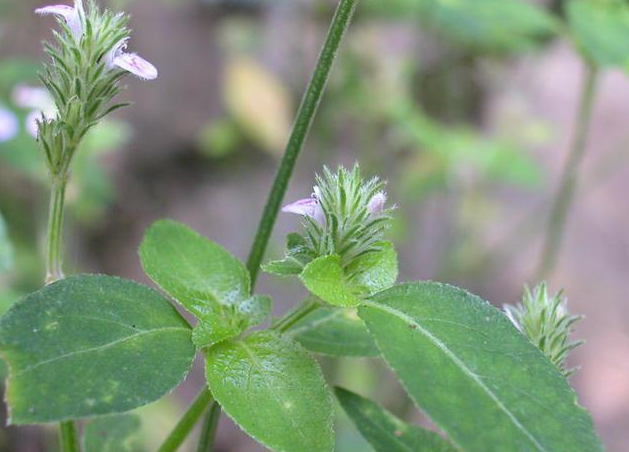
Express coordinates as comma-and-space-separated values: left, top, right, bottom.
1, 0, 628, 451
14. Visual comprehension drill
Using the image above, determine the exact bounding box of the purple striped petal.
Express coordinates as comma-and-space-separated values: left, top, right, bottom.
113, 53, 158, 80
282, 198, 318, 218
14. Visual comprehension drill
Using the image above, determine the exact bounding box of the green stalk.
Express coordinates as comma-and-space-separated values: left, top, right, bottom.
537, 64, 598, 279
59, 421, 79, 452
45, 176, 79, 452
195, 402, 221, 452
246, 0, 361, 286
157, 1, 360, 450
157, 389, 214, 452
272, 298, 320, 333
45, 177, 67, 285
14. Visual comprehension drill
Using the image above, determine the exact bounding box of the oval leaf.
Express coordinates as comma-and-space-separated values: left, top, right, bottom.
346, 241, 398, 295
140, 220, 269, 347
359, 282, 603, 452
287, 307, 379, 357
300, 255, 360, 307
205, 331, 334, 452
335, 387, 457, 452
0, 275, 195, 424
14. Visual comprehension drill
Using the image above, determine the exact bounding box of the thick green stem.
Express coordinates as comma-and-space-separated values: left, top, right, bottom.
246, 0, 361, 286
157, 389, 214, 452
59, 421, 79, 452
195, 402, 221, 452
537, 64, 597, 279
45, 177, 67, 285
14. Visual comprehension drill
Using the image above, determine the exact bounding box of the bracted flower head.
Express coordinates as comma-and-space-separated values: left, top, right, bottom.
504, 282, 584, 377
33, 0, 157, 176
282, 164, 393, 267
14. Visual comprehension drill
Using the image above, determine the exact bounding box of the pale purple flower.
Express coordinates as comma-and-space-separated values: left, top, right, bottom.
35, 0, 84, 42
282, 186, 324, 225
367, 191, 387, 215
12, 85, 57, 138
105, 38, 158, 80
0, 108, 19, 142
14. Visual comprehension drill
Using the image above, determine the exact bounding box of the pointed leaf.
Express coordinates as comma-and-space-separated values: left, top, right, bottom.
335, 387, 457, 452
346, 242, 398, 295
287, 307, 378, 357
359, 282, 603, 452
205, 331, 334, 452
83, 414, 141, 452
0, 275, 195, 424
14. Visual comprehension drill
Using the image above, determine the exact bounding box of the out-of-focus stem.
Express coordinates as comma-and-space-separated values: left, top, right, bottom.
45, 177, 67, 284
537, 64, 598, 279
195, 401, 221, 452
157, 389, 214, 452
59, 421, 79, 452
246, 0, 361, 286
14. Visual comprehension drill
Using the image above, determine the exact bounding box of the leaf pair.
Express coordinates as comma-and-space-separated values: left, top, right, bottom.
139, 220, 271, 347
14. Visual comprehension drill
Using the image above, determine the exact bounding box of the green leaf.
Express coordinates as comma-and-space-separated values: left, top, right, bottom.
205, 331, 334, 452
567, 0, 629, 69
335, 387, 457, 452
359, 282, 603, 452
263, 233, 317, 276
346, 242, 398, 295
139, 220, 269, 348
0, 209, 13, 273
0, 275, 195, 424
287, 307, 379, 357
300, 255, 360, 307
83, 414, 141, 452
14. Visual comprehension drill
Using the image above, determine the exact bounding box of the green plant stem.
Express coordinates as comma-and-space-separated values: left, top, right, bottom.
157, 388, 214, 452
45, 177, 67, 285
536, 64, 598, 279
46, 177, 77, 452
272, 298, 320, 333
159, 1, 360, 450
59, 421, 79, 452
195, 402, 221, 452
246, 0, 361, 286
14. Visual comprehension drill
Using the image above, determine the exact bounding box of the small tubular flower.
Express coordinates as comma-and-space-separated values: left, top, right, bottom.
35, 0, 83, 41
0, 108, 19, 142
105, 39, 158, 80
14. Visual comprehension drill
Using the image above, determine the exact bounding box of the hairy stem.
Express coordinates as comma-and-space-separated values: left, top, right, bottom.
537, 64, 597, 279
157, 389, 214, 452
246, 0, 361, 286
46, 177, 67, 285
195, 402, 221, 452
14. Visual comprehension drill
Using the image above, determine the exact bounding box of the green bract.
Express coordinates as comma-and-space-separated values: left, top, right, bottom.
0, 275, 195, 424
139, 219, 270, 348
336, 387, 457, 452
359, 282, 603, 452
205, 331, 334, 452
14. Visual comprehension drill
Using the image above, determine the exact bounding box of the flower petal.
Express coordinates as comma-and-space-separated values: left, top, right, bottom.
113, 53, 158, 80
12, 85, 54, 111
282, 198, 318, 217
35, 3, 82, 41
367, 191, 387, 215
0, 108, 19, 142
25, 111, 42, 138
34, 4, 75, 19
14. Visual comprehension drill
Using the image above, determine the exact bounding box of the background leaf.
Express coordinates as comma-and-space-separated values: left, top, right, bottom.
139, 219, 268, 347
359, 282, 603, 452
83, 414, 141, 452
0, 274, 195, 424
205, 331, 334, 452
567, 0, 629, 69
335, 387, 458, 452
287, 307, 379, 357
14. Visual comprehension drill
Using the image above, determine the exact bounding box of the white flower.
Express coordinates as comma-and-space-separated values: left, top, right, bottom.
35, 0, 84, 42
12, 85, 57, 138
105, 38, 158, 80
0, 108, 19, 142
367, 191, 387, 215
